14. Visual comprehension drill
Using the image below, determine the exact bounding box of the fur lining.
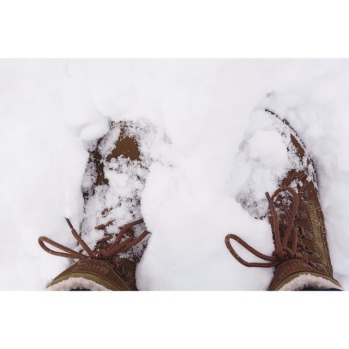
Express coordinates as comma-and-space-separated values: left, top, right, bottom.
279, 273, 342, 291
47, 277, 110, 291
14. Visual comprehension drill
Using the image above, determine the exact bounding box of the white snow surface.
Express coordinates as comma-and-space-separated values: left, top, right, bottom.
1, 59, 349, 290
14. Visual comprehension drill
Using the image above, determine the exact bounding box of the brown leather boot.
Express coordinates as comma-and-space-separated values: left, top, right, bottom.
38, 120, 157, 290
225, 109, 342, 291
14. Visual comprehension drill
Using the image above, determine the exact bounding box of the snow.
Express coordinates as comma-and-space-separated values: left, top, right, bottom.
246, 129, 288, 167
1, 59, 349, 290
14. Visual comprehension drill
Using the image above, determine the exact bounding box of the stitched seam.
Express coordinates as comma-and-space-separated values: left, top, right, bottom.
51, 260, 132, 290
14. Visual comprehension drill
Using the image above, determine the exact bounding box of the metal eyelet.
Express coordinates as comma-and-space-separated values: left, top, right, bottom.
297, 227, 305, 238
312, 252, 320, 259
302, 246, 320, 259
304, 230, 314, 240
310, 261, 324, 270
296, 211, 308, 219
303, 246, 312, 254
297, 227, 314, 240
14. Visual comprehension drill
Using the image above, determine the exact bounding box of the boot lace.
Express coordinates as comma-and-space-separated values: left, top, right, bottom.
38, 218, 149, 260
225, 187, 309, 268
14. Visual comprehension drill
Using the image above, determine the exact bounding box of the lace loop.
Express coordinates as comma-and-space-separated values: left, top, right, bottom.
38, 235, 89, 260
225, 187, 302, 268
225, 234, 277, 268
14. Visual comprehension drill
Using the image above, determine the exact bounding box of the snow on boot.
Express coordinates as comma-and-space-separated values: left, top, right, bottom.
38, 119, 165, 291
225, 109, 342, 291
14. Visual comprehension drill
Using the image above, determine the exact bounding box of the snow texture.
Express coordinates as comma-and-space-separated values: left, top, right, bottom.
80, 119, 170, 261
0, 59, 349, 290
232, 108, 316, 219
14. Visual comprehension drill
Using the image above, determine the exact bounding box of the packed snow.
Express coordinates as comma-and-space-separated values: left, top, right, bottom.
1, 59, 349, 290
